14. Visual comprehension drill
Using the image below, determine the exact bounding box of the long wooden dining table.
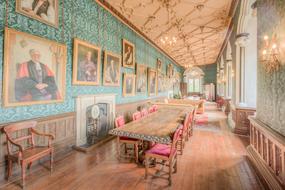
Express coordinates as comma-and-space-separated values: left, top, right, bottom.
109, 105, 194, 144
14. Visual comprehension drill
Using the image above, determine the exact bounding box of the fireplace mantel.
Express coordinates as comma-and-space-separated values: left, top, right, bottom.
75, 94, 116, 146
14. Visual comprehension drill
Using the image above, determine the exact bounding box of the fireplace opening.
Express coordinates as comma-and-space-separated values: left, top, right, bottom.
85, 103, 112, 146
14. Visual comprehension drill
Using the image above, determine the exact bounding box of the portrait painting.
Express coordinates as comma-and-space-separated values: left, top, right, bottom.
73, 38, 101, 85
148, 69, 157, 96
167, 64, 174, 77
122, 39, 135, 69
123, 73, 136, 97
157, 72, 164, 93
16, 0, 58, 27
103, 51, 121, 87
3, 27, 66, 107
157, 58, 162, 72
136, 64, 147, 93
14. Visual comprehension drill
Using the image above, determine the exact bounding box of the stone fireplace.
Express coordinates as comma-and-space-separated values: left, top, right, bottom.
75, 94, 116, 147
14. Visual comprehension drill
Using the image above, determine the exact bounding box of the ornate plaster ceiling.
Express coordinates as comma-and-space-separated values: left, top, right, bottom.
104, 0, 233, 67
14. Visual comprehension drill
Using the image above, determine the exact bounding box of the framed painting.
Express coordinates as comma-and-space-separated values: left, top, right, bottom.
167, 64, 174, 77
3, 27, 66, 107
157, 58, 162, 72
122, 39, 135, 69
136, 64, 147, 93
157, 72, 164, 93
73, 38, 101, 85
16, 0, 59, 27
123, 73, 136, 97
148, 68, 157, 96
103, 51, 121, 87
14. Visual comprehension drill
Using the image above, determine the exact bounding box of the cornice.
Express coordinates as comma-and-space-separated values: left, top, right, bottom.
216, 0, 240, 63
94, 0, 182, 68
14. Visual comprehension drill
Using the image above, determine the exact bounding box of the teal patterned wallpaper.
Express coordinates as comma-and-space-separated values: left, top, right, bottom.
256, 0, 285, 136
0, 0, 183, 123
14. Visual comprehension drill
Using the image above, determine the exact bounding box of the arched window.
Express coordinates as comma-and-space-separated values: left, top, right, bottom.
183, 67, 205, 94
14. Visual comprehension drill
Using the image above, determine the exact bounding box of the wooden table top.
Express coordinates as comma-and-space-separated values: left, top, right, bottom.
109, 105, 193, 144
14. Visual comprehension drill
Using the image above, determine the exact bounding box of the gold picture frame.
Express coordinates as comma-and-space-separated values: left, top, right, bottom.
123, 73, 136, 97
136, 64, 147, 93
16, 0, 59, 27
122, 39, 135, 69
157, 72, 164, 93
72, 38, 101, 85
3, 27, 66, 107
103, 50, 121, 87
148, 68, 157, 96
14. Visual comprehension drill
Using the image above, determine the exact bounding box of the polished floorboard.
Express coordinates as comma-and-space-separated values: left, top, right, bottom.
1, 103, 264, 190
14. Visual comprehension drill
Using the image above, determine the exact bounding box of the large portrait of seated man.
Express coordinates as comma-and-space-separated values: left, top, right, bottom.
3, 27, 66, 107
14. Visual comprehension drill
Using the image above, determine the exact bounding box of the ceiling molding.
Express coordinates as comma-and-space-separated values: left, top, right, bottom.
94, 0, 182, 68
215, 0, 240, 63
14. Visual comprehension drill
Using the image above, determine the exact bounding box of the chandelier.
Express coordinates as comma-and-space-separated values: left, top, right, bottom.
160, 36, 177, 46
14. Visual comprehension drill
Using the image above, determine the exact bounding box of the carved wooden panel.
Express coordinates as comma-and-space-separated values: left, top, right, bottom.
249, 116, 285, 188
233, 107, 256, 136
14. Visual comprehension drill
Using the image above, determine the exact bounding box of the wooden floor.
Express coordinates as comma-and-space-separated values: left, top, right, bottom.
1, 103, 264, 190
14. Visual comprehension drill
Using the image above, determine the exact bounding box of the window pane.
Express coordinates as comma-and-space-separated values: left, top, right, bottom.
189, 79, 194, 92
194, 78, 200, 92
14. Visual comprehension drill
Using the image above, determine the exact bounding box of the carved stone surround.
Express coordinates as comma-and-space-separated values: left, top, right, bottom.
75, 94, 116, 146
247, 117, 285, 189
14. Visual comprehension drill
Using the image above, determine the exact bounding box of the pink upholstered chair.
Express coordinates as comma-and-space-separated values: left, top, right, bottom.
115, 116, 140, 163
132, 111, 142, 121
148, 107, 154, 113
153, 104, 158, 112
140, 109, 148, 117
145, 125, 181, 185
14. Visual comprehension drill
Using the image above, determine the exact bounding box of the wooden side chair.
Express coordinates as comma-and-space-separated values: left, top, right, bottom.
153, 104, 158, 112
177, 113, 190, 154
3, 121, 54, 187
148, 107, 155, 113
115, 116, 140, 163
140, 109, 148, 117
132, 111, 142, 121
188, 109, 195, 138
145, 125, 181, 185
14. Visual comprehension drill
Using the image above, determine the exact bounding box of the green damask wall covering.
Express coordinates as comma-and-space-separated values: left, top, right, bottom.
0, 0, 183, 123
198, 64, 217, 85
256, 0, 285, 135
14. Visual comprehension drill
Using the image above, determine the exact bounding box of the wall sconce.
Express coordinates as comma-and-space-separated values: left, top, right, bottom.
231, 70, 235, 77
261, 34, 281, 73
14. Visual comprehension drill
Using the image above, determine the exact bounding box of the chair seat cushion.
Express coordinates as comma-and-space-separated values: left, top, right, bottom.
119, 137, 138, 141
145, 144, 174, 157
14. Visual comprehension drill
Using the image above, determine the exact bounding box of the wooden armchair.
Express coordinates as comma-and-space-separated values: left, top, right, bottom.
3, 121, 55, 187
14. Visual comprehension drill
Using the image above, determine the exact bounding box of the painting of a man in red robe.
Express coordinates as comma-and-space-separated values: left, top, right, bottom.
15, 49, 61, 101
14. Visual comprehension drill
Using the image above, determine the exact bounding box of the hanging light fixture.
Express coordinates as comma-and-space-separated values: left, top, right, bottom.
261, 33, 281, 73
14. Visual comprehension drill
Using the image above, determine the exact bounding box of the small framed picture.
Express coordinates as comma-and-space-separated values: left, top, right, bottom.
123, 73, 136, 97
148, 68, 157, 96
16, 0, 59, 27
72, 38, 101, 85
122, 39, 135, 69
136, 64, 147, 93
103, 51, 121, 87
157, 58, 162, 72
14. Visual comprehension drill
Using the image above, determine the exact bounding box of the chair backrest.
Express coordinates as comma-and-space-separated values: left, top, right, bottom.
148, 107, 154, 113
115, 116, 125, 128
170, 125, 183, 156
3, 121, 37, 154
132, 111, 142, 121
141, 109, 148, 117
153, 105, 158, 112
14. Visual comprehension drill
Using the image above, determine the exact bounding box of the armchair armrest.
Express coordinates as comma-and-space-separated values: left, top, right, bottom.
31, 128, 55, 147
6, 136, 24, 153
